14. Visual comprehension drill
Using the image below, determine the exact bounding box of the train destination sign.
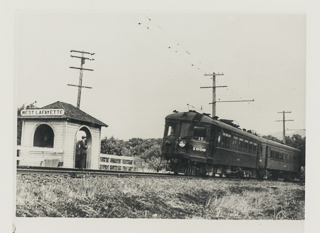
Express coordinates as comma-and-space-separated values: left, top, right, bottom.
20, 109, 65, 116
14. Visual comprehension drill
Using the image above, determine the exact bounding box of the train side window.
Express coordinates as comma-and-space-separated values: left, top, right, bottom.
243, 140, 249, 152
239, 138, 244, 151
222, 133, 231, 148
253, 143, 257, 154
193, 126, 206, 141
248, 142, 253, 154
236, 139, 240, 151
217, 135, 221, 145
232, 136, 238, 150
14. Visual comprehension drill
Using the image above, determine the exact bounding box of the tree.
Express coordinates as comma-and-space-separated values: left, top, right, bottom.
140, 143, 168, 171
285, 134, 306, 167
262, 135, 282, 143
100, 136, 125, 156
17, 102, 37, 145
100, 137, 167, 171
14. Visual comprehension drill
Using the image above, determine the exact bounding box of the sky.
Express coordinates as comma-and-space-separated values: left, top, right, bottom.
15, 12, 306, 140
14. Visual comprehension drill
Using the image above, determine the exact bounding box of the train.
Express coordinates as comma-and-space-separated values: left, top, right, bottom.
161, 110, 301, 180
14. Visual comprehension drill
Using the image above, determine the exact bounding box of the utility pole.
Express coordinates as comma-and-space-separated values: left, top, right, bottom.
201, 72, 254, 117
201, 72, 226, 117
276, 111, 294, 144
68, 50, 95, 108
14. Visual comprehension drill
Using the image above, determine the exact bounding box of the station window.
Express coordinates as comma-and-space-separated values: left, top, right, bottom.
193, 126, 206, 141
33, 124, 54, 148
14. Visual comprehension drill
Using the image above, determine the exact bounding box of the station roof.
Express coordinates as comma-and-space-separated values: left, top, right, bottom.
18, 101, 108, 128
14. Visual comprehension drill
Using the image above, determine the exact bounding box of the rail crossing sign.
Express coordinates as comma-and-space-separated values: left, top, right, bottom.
20, 109, 65, 116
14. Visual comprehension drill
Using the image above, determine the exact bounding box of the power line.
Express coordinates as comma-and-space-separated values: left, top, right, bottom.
201, 72, 254, 117
138, 15, 207, 72
143, 14, 217, 72
187, 103, 203, 112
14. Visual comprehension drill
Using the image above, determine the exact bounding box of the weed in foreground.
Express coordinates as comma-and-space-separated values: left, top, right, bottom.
16, 174, 304, 219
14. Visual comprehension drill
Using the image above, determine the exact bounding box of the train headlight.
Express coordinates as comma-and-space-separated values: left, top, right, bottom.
179, 140, 186, 147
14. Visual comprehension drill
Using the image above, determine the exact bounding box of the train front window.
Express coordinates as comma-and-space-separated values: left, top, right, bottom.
180, 123, 190, 138
193, 126, 207, 141
166, 125, 174, 136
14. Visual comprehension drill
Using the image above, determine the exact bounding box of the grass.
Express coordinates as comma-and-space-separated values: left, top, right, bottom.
16, 174, 305, 219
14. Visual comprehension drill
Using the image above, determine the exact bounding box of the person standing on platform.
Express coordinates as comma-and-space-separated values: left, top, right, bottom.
79, 136, 90, 169
75, 140, 81, 168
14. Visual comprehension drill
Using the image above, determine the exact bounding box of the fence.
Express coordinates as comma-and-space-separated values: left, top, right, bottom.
99, 154, 145, 172
17, 146, 64, 167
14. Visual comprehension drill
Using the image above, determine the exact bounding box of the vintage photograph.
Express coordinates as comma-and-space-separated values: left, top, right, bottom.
11, 3, 310, 233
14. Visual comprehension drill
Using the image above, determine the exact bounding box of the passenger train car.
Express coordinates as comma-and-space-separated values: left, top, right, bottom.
161, 110, 301, 180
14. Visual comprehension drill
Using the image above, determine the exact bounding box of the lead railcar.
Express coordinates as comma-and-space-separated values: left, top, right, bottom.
161, 110, 301, 180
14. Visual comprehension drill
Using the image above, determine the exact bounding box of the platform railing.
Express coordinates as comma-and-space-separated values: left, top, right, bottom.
17, 146, 64, 167
99, 154, 145, 172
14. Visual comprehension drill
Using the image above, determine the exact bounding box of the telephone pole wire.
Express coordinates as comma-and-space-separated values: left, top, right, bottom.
276, 111, 294, 144
68, 50, 95, 108
201, 72, 254, 117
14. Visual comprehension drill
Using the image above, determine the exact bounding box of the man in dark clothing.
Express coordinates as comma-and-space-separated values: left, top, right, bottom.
75, 140, 81, 168
79, 136, 89, 169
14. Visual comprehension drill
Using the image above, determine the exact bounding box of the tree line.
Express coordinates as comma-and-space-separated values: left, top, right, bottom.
100, 137, 165, 171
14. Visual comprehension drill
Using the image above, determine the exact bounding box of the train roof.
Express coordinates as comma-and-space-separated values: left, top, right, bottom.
165, 111, 300, 153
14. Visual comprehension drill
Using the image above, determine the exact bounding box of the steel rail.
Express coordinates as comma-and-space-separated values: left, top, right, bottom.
16, 166, 191, 179
16, 166, 302, 183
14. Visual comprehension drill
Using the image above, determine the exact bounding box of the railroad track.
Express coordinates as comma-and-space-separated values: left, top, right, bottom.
17, 166, 195, 179
17, 166, 302, 183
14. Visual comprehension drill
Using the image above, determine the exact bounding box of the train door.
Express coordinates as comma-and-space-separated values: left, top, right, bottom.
257, 145, 267, 169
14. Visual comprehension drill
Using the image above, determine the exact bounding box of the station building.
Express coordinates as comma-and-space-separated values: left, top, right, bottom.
17, 101, 108, 169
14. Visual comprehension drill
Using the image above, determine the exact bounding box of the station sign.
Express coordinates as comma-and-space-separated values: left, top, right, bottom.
20, 109, 65, 116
